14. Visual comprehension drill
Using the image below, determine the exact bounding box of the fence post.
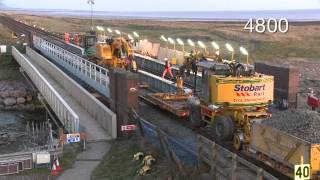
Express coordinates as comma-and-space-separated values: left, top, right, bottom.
197, 135, 202, 169
257, 168, 263, 180
232, 154, 238, 180
210, 142, 216, 178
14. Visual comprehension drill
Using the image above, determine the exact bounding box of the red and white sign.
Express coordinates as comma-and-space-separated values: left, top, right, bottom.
121, 125, 137, 131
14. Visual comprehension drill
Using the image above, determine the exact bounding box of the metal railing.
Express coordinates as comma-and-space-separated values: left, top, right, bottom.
12, 46, 79, 132
33, 35, 110, 98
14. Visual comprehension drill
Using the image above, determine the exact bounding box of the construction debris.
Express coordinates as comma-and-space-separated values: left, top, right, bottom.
133, 152, 144, 161
142, 155, 156, 166
138, 165, 151, 176
134, 152, 157, 176
262, 109, 320, 143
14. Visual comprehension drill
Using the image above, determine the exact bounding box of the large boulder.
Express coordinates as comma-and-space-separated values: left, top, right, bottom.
16, 97, 26, 104
10, 89, 27, 98
0, 91, 10, 98
26, 95, 33, 102
4, 98, 17, 106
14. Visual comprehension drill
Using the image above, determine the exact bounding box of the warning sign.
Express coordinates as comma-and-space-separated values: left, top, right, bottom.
121, 125, 137, 131
67, 133, 81, 143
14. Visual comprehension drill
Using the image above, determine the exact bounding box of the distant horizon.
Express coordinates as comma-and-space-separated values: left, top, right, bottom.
2, 0, 320, 12
2, 7, 320, 12
3, 8, 320, 22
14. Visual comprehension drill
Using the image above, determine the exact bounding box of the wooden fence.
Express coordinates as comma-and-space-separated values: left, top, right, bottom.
197, 135, 278, 180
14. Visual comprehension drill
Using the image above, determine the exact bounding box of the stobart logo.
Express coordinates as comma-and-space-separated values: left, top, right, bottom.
234, 84, 266, 97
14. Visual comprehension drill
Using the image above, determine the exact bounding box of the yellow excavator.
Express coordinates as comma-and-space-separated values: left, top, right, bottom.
95, 37, 135, 69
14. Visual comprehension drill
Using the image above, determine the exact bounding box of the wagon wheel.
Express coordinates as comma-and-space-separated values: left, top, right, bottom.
214, 116, 235, 141
189, 104, 207, 128
233, 132, 244, 150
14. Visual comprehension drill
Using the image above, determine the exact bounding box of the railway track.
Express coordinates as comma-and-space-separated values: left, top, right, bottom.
0, 16, 83, 56
0, 16, 292, 179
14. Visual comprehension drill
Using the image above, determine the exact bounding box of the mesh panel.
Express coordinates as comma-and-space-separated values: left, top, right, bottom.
139, 118, 197, 165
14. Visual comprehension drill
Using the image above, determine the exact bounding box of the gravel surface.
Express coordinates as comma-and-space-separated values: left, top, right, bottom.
263, 109, 320, 143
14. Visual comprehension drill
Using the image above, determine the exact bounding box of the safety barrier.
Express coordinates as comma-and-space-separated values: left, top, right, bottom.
33, 35, 110, 98
0, 152, 33, 176
12, 46, 79, 132
26, 47, 117, 139
136, 40, 185, 65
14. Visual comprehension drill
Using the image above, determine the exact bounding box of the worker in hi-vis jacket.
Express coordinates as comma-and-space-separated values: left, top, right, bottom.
162, 58, 174, 79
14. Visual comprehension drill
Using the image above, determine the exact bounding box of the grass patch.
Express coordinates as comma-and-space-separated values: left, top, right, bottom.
60, 143, 83, 169
92, 138, 180, 180
251, 42, 320, 60
18, 167, 50, 176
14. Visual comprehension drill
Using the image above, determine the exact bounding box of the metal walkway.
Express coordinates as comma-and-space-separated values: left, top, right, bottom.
12, 47, 115, 141
33, 35, 110, 98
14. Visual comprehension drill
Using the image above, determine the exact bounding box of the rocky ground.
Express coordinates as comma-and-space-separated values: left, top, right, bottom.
0, 64, 44, 153
0, 111, 47, 154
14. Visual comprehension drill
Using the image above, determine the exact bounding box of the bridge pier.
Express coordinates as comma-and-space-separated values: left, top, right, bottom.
109, 69, 139, 137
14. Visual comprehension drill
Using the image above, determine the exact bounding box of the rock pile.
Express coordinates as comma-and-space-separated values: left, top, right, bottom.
262, 109, 320, 143
0, 81, 36, 111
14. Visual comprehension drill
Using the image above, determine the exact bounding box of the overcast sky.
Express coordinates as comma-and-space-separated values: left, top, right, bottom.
2, 0, 320, 11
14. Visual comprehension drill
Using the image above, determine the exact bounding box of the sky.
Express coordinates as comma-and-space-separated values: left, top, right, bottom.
1, 0, 320, 11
